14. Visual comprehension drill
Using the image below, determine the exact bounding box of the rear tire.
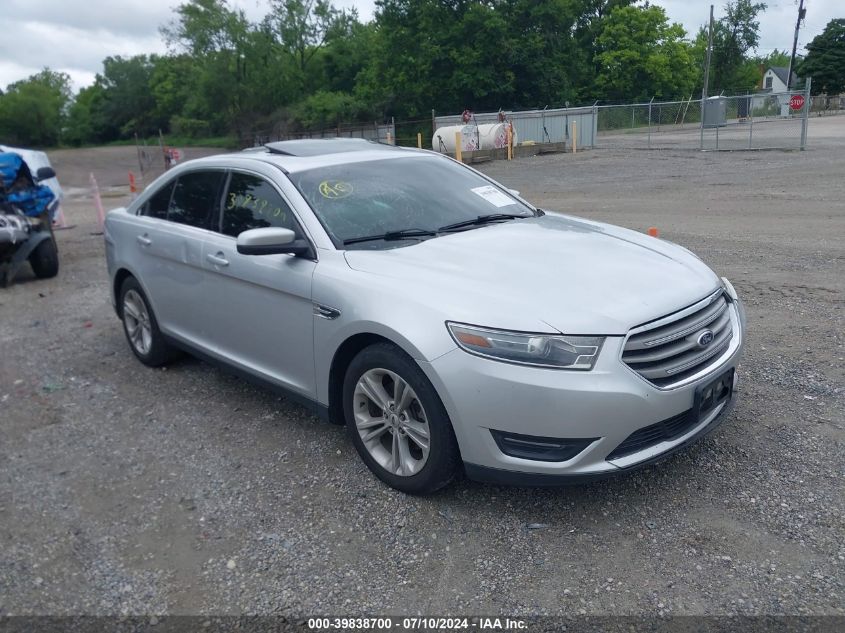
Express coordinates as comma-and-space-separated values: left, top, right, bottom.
343, 342, 461, 494
118, 276, 179, 367
29, 238, 59, 279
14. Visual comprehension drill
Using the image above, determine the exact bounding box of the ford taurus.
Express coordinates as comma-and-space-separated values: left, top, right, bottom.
104, 139, 745, 494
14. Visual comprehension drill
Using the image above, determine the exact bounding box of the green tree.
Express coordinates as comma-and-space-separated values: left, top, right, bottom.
97, 55, 162, 137
164, 0, 261, 137
63, 83, 105, 145
708, 0, 768, 94
756, 48, 792, 68
0, 69, 72, 146
797, 19, 845, 95
267, 0, 357, 91
594, 5, 697, 102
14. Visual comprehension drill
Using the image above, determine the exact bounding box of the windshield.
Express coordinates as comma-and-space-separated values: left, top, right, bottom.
289, 155, 534, 249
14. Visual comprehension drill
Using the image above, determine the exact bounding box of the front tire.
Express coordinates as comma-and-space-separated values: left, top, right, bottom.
29, 238, 59, 279
343, 342, 461, 494
118, 277, 179, 367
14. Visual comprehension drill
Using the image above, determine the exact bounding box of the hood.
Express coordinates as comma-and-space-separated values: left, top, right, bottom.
343, 213, 721, 335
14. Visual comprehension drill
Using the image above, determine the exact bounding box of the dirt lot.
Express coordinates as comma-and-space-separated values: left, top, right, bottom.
1, 118, 843, 618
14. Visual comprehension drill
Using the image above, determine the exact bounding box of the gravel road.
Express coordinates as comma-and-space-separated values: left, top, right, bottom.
1, 118, 843, 618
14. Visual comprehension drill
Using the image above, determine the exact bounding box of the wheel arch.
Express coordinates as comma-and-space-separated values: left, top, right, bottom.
113, 268, 134, 317
327, 331, 430, 426
112, 267, 158, 321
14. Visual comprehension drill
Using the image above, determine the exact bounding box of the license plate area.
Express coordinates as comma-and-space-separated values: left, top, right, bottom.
694, 368, 734, 422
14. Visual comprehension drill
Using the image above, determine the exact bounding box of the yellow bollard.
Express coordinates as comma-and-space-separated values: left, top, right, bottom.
455, 132, 463, 163
571, 121, 577, 154
417, 132, 422, 149
507, 125, 513, 161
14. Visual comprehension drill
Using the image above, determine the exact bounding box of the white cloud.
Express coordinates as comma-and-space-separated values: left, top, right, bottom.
661, 0, 838, 55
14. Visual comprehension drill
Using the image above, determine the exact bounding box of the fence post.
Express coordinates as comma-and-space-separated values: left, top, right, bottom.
699, 98, 705, 150
716, 114, 720, 150
801, 77, 812, 150
571, 121, 577, 154
417, 132, 422, 149
749, 102, 754, 149
648, 97, 654, 149
592, 101, 598, 148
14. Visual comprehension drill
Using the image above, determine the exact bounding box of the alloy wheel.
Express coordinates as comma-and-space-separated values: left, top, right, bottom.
353, 368, 431, 477
123, 289, 153, 355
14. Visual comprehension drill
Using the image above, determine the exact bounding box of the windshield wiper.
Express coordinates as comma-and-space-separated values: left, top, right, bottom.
343, 228, 438, 246
438, 213, 530, 233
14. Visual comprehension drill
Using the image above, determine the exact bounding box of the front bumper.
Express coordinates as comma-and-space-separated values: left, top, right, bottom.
422, 300, 744, 485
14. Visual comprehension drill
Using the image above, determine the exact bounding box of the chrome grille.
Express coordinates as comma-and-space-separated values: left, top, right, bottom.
622, 292, 733, 388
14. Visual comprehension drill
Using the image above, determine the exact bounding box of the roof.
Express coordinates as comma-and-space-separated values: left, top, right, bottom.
259, 138, 402, 157
183, 141, 431, 175
769, 66, 800, 87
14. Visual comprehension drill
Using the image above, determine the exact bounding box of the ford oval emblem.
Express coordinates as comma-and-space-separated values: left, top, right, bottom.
697, 330, 715, 348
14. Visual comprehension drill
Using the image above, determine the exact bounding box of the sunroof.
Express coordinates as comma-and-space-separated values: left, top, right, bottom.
262, 138, 399, 157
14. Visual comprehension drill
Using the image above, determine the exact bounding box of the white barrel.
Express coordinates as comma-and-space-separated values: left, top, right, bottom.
477, 123, 517, 149
432, 125, 479, 153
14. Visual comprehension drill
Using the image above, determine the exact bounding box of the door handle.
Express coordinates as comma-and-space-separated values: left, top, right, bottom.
206, 252, 229, 267
136, 235, 152, 246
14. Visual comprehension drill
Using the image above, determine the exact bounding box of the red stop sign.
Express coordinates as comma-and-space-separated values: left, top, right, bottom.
790, 94, 805, 111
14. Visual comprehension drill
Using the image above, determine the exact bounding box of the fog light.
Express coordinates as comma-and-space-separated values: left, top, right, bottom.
490, 430, 597, 462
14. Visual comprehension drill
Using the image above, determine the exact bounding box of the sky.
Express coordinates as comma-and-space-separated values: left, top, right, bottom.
0, 0, 839, 92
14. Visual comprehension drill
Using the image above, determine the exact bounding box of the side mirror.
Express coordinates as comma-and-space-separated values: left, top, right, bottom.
236, 227, 313, 257
507, 188, 521, 197
36, 166, 56, 181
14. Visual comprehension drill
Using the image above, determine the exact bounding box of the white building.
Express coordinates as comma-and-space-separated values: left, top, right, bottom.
753, 67, 803, 117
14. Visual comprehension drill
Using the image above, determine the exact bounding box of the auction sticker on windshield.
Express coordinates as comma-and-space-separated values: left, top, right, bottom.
471, 185, 514, 208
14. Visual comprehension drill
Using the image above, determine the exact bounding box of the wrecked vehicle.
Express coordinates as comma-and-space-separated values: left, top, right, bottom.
0, 151, 60, 286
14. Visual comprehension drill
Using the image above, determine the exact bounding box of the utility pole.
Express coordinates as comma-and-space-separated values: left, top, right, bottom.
702, 5, 715, 100
787, 0, 806, 91
700, 5, 715, 151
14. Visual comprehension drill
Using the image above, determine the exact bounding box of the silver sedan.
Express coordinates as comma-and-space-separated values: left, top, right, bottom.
104, 139, 745, 494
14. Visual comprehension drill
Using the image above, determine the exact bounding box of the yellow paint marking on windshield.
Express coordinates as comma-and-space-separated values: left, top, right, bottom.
319, 180, 353, 199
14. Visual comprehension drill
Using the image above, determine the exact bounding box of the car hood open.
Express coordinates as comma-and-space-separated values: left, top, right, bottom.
343, 213, 721, 335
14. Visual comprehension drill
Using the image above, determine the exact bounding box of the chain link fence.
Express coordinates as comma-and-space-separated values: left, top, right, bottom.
810, 93, 845, 116
251, 121, 396, 146
595, 83, 813, 151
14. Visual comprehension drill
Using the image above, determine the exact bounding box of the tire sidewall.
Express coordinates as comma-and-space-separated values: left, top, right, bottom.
30, 237, 59, 278
343, 343, 460, 494
118, 277, 172, 367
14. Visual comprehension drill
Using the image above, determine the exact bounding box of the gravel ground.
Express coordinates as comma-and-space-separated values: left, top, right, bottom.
1, 118, 843, 618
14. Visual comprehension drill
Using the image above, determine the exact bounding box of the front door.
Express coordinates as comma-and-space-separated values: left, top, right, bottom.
200, 170, 317, 399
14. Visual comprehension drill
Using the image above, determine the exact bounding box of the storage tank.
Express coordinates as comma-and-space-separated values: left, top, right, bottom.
476, 123, 517, 149
432, 125, 479, 153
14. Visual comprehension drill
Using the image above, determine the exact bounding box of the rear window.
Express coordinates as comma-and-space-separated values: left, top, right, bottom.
168, 171, 225, 229
141, 180, 175, 219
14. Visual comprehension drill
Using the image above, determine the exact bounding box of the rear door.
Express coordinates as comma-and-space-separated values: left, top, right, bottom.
134, 170, 225, 348
199, 170, 317, 398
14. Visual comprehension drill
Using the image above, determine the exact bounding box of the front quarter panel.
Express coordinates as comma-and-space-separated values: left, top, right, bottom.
311, 250, 458, 406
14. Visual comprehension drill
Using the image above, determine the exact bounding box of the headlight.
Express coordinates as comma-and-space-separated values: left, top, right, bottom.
447, 322, 604, 370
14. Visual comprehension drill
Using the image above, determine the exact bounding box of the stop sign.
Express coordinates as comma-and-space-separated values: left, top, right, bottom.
789, 94, 805, 111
